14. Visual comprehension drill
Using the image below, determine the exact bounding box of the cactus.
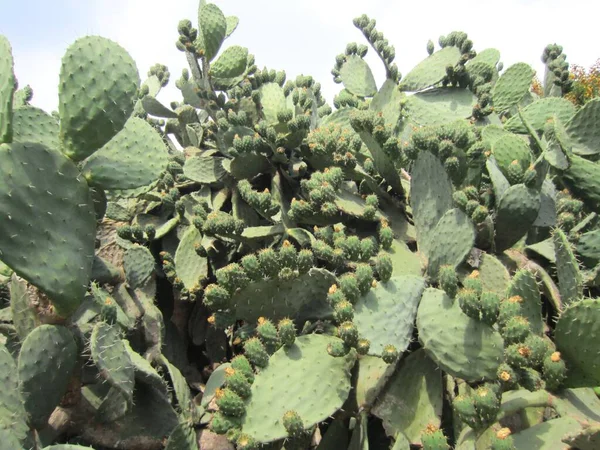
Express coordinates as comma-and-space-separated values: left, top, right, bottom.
0, 2, 598, 448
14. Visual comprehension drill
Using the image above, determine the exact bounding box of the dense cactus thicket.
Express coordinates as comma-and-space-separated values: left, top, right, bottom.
1, 1, 600, 449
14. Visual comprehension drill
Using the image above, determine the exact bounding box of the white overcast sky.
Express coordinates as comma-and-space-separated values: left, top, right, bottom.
1, 0, 597, 114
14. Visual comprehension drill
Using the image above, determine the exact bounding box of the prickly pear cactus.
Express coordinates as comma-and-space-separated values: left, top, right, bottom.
0, 2, 598, 449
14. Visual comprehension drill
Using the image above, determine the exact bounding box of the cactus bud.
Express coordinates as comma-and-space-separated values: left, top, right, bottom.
203, 284, 230, 311
376, 254, 393, 282
231, 355, 255, 383
438, 265, 458, 299
244, 337, 270, 368
356, 338, 370, 355
277, 318, 296, 347
382, 344, 398, 364
215, 388, 246, 417
283, 410, 304, 438
256, 317, 280, 354
356, 263, 374, 295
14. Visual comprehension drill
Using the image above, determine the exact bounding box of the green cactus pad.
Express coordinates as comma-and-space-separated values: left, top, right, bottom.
165, 422, 198, 450
553, 229, 583, 308
340, 55, 377, 97
230, 268, 336, 322
197, 2, 227, 62
18, 324, 78, 428
44, 446, 97, 450
353, 275, 425, 356
491, 134, 532, 175
225, 16, 239, 38
161, 356, 193, 417
123, 244, 155, 289
12, 106, 60, 151
417, 288, 504, 381
124, 341, 167, 394
491, 62, 535, 112
565, 97, 600, 156
354, 129, 403, 195
562, 423, 600, 450
475, 253, 510, 294
141, 96, 178, 118
229, 153, 271, 180
577, 229, 600, 268
559, 155, 600, 213
175, 226, 208, 291
504, 98, 576, 134
382, 239, 423, 277
555, 299, 600, 387
0, 343, 28, 441
494, 184, 541, 252
355, 355, 390, 408
399, 46, 461, 92
240, 334, 356, 443
482, 125, 511, 147
468, 48, 500, 67
373, 350, 443, 444
405, 89, 475, 126
506, 269, 544, 335
258, 82, 287, 125
59, 36, 139, 161
0, 142, 96, 316
210, 45, 248, 79
486, 157, 510, 201
183, 155, 228, 184
0, 36, 15, 144
91, 322, 135, 401
10, 274, 40, 341
513, 416, 582, 450
81, 117, 169, 190
427, 208, 475, 279
410, 150, 454, 258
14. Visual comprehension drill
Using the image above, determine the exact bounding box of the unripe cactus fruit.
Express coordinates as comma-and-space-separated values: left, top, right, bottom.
382, 344, 398, 364
454, 394, 478, 429
473, 385, 500, 426
225, 367, 252, 398
356, 263, 374, 295
471, 205, 489, 224
282, 410, 305, 437
438, 265, 458, 298
231, 355, 255, 383
334, 300, 354, 323
524, 334, 553, 368
277, 318, 296, 347
279, 240, 298, 269
243, 337, 270, 368
100, 297, 117, 325
376, 254, 393, 282
257, 248, 280, 278
463, 271, 483, 296
356, 338, 370, 355
479, 291, 500, 325
505, 343, 532, 368
327, 340, 350, 357
506, 160, 524, 185
497, 363, 519, 390
490, 428, 516, 450
501, 316, 531, 344
339, 273, 361, 303
211, 411, 238, 434
421, 424, 450, 450
458, 288, 480, 320
498, 296, 523, 328
327, 283, 346, 306
378, 221, 393, 249
256, 317, 280, 354
338, 321, 359, 347
542, 351, 566, 391
241, 254, 263, 281
215, 388, 246, 417
236, 433, 258, 450
297, 249, 314, 274
203, 284, 231, 311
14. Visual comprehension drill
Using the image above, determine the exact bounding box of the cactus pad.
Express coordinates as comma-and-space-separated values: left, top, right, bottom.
81, 117, 169, 190
18, 324, 78, 428
399, 47, 461, 92
123, 244, 155, 289
417, 288, 504, 381
12, 106, 60, 151
504, 97, 576, 134
339, 55, 377, 97
59, 36, 139, 161
240, 334, 356, 443
197, 2, 227, 62
565, 97, 600, 156
0, 142, 96, 316
0, 343, 28, 441
494, 184, 541, 252
491, 62, 535, 112
354, 275, 425, 356
554, 298, 600, 387
372, 349, 443, 444
0, 36, 15, 144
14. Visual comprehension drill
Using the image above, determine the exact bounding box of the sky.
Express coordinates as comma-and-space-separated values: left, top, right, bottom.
1, 0, 598, 114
